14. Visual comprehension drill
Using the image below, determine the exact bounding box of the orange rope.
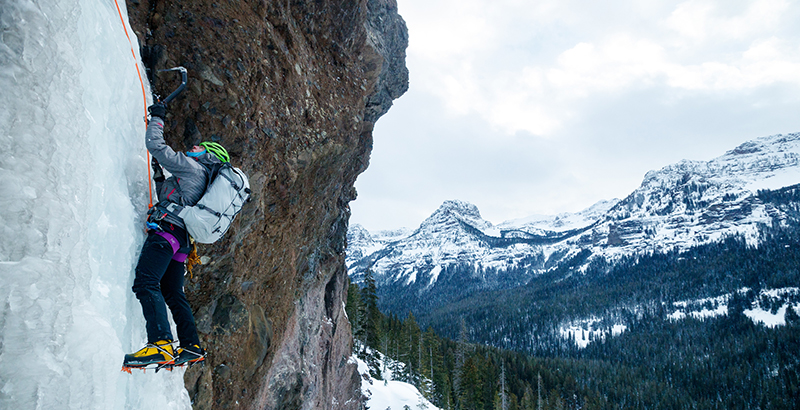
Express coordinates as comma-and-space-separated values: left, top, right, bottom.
113, 0, 154, 208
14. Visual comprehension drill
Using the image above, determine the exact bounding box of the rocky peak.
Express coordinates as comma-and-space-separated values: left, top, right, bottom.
420, 200, 494, 234
348, 224, 374, 246
436, 199, 483, 219
346, 224, 379, 264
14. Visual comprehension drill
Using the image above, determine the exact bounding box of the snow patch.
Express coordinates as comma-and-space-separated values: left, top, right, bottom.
744, 306, 794, 328
669, 288, 800, 327
405, 270, 417, 286
428, 265, 442, 287
558, 318, 627, 349
354, 352, 439, 410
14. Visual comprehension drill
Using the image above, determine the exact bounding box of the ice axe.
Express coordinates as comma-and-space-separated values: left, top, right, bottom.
158, 66, 187, 105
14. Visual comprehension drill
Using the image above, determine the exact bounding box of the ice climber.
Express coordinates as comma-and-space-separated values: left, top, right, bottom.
123, 102, 229, 370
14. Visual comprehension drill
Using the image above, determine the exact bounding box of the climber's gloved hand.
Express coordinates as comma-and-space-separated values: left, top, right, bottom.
148, 102, 166, 120
151, 156, 164, 182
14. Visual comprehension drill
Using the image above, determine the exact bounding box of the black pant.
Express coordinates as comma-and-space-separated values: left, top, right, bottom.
132, 232, 200, 347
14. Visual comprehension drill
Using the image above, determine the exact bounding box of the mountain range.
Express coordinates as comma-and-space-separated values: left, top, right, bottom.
347, 132, 800, 346
350, 132, 800, 291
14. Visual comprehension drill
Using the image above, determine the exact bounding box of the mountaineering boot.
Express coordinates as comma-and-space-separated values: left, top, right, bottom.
122, 340, 175, 369
175, 344, 205, 366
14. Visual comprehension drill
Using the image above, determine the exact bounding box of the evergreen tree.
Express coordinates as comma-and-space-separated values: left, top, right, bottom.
461, 356, 483, 410
537, 373, 543, 410
362, 267, 381, 349
786, 304, 799, 326
357, 269, 382, 378
453, 318, 468, 409
495, 362, 508, 410
346, 283, 364, 349
520, 385, 534, 410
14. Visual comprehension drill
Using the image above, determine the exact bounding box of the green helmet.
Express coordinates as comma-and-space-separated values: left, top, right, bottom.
199, 141, 229, 163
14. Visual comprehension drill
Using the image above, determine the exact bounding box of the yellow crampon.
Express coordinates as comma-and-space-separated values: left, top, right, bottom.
121, 340, 176, 374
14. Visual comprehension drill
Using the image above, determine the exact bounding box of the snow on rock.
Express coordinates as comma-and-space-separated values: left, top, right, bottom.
346, 224, 412, 269
0, 1, 189, 408
499, 199, 619, 234
602, 133, 800, 256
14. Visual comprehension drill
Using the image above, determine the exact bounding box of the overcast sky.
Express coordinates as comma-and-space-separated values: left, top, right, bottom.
349, 0, 800, 232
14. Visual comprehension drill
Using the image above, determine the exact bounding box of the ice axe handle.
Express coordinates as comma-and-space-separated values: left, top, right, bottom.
159, 67, 187, 105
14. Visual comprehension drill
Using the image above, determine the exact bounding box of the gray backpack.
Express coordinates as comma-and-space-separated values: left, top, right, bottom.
165, 163, 251, 243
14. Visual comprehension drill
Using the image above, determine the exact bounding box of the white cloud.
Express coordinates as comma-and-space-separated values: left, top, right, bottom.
402, 0, 496, 61
548, 36, 668, 93
664, 1, 715, 40
665, 0, 789, 42
401, 0, 800, 137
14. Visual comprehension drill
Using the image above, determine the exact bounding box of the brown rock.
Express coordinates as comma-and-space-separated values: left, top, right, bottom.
126, 0, 408, 408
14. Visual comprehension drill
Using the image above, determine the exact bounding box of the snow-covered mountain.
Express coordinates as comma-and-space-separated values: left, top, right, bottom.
598, 134, 800, 255
348, 133, 800, 297
346, 225, 412, 265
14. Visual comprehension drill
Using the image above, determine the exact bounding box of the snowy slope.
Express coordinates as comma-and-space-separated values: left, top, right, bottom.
667, 287, 800, 327
596, 133, 800, 257
346, 224, 413, 268
498, 198, 619, 234
354, 354, 439, 410
0, 1, 190, 408
348, 133, 800, 295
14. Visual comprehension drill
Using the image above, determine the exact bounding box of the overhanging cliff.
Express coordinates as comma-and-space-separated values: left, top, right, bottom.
126, 0, 408, 408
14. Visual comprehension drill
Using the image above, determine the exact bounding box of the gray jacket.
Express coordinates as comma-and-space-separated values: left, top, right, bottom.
146, 117, 221, 229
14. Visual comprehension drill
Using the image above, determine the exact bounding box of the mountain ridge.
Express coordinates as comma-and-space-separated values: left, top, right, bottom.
348, 132, 800, 309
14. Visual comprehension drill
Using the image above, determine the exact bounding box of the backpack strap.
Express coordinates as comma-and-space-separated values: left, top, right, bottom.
150, 162, 214, 224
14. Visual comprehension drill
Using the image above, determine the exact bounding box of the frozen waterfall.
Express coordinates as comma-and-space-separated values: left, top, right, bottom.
1, 0, 191, 408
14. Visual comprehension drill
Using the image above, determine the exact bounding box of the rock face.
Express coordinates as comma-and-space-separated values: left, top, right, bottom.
126, 1, 408, 408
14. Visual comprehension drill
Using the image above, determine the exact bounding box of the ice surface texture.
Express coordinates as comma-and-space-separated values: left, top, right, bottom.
0, 0, 190, 408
